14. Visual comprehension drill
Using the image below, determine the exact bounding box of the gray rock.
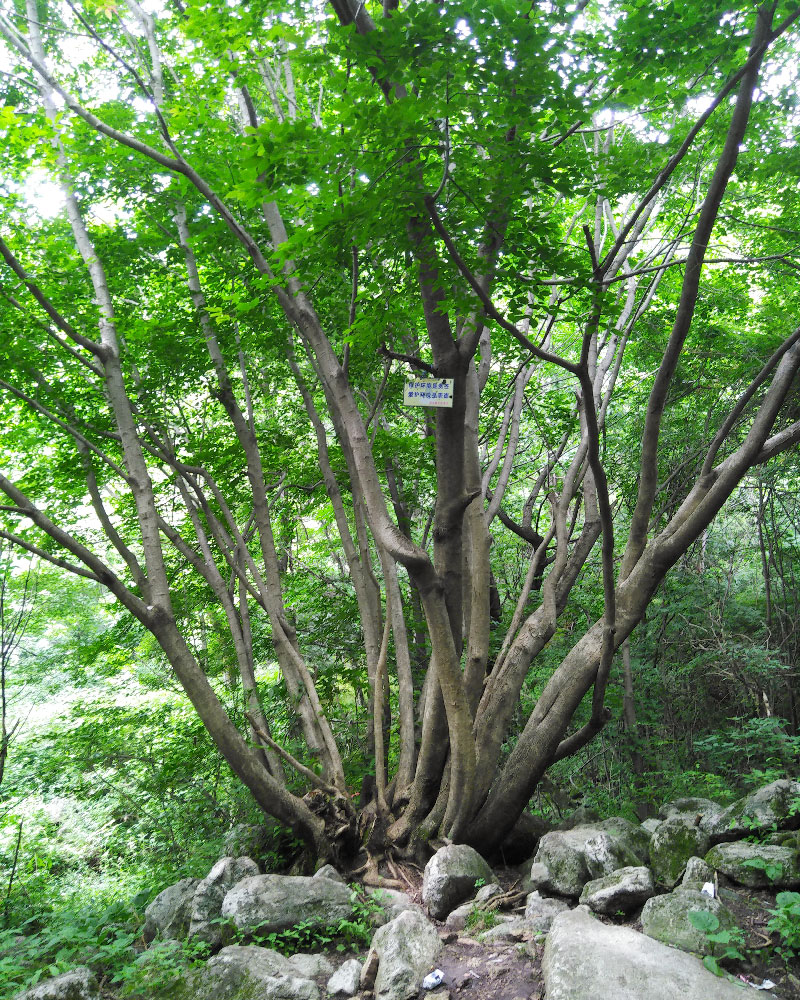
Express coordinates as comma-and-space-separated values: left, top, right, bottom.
422, 844, 493, 919
285, 954, 334, 978
597, 817, 651, 864
579, 866, 655, 914
143, 878, 200, 942
221, 875, 353, 936
13, 968, 100, 1000
649, 816, 710, 888
641, 818, 662, 835
474, 882, 502, 904
190, 856, 260, 947
313, 864, 345, 884
681, 856, 715, 888
705, 840, 800, 888
327, 958, 362, 996
543, 906, 775, 1000
658, 797, 724, 827
193, 945, 318, 1000
640, 889, 736, 955
527, 861, 552, 891
365, 908, 442, 1000
534, 817, 650, 897
531, 828, 597, 897
707, 779, 800, 840
523, 890, 570, 933
477, 916, 527, 942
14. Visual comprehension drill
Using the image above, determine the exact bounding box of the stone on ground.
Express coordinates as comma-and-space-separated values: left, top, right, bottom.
143, 877, 200, 942
13, 968, 100, 1000
326, 958, 362, 996
530, 828, 598, 897
531, 819, 646, 897
285, 953, 334, 978
364, 907, 442, 1000
658, 797, 724, 831
543, 906, 776, 1000
680, 856, 715, 889
422, 844, 494, 919
579, 865, 655, 914
190, 856, 260, 947
313, 864, 345, 883
220, 874, 353, 935
707, 779, 800, 841
640, 888, 736, 955
649, 816, 710, 888
192, 945, 318, 1000
705, 840, 800, 888
523, 890, 570, 933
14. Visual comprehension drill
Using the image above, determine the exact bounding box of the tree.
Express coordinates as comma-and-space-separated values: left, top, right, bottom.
0, 543, 36, 786
0, 0, 799, 863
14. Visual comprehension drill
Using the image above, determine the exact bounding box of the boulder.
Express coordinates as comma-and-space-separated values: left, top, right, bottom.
658, 797, 724, 829
285, 954, 334, 979
365, 908, 442, 1000
532, 819, 647, 898
13, 968, 100, 1000
584, 818, 649, 879
221, 875, 353, 936
313, 864, 345, 884
579, 866, 655, 915
640, 889, 736, 956
680, 856, 715, 889
641, 818, 662, 835
523, 890, 570, 933
191, 945, 318, 1000
597, 817, 651, 863
189, 856, 260, 947
543, 906, 775, 1000
422, 844, 493, 919
327, 958, 362, 996
530, 829, 596, 897
143, 878, 200, 942
477, 916, 527, 942
706, 779, 800, 841
649, 817, 710, 888
705, 841, 800, 888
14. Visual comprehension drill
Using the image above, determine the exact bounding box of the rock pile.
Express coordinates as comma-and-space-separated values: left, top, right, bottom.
15, 778, 800, 1000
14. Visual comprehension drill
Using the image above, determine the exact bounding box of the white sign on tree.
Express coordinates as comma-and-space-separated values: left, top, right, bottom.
403, 378, 454, 408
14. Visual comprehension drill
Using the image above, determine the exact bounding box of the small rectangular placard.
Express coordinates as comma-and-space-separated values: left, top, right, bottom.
403, 378, 454, 408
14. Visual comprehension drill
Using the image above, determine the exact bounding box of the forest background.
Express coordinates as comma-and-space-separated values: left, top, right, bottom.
0, 0, 799, 993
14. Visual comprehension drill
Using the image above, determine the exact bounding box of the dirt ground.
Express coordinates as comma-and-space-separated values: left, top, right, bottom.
423, 934, 545, 1000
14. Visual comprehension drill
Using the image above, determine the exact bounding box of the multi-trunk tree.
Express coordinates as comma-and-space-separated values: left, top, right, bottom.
1, 0, 799, 864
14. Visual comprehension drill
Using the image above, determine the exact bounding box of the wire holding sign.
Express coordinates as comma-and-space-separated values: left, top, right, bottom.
403, 378, 454, 408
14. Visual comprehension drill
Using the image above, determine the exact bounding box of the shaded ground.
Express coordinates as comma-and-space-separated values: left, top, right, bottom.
425, 935, 544, 1000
